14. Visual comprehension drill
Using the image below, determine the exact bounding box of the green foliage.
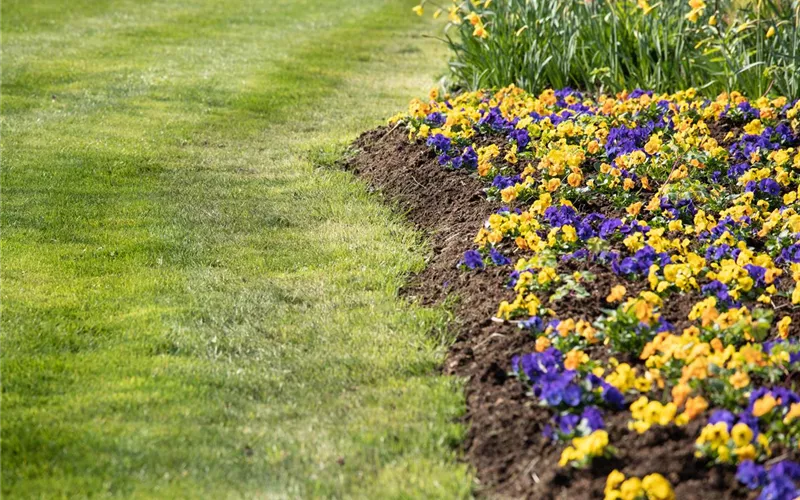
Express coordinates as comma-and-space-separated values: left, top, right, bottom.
422, 0, 800, 97
550, 271, 595, 303
595, 299, 662, 355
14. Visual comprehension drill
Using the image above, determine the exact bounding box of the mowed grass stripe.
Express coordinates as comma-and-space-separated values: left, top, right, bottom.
3, 0, 393, 354
2, 0, 471, 498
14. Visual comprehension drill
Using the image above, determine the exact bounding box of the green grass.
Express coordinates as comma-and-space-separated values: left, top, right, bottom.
1, 1, 472, 497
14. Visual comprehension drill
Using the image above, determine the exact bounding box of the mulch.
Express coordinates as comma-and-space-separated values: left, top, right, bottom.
345, 126, 759, 499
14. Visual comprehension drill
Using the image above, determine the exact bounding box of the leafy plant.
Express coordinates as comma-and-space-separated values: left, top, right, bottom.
414, 0, 800, 98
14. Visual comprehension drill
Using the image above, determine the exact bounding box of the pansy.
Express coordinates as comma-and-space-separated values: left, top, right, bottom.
398, 85, 800, 488
461, 249, 484, 269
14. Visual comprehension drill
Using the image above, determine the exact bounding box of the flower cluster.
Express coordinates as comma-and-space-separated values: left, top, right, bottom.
559, 430, 613, 468
604, 470, 675, 500
736, 460, 800, 500
736, 460, 800, 499
512, 347, 623, 448
628, 396, 694, 433
695, 388, 800, 464
396, 85, 800, 496
695, 418, 770, 464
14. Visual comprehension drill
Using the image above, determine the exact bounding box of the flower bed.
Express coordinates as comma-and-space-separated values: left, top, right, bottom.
356, 86, 800, 499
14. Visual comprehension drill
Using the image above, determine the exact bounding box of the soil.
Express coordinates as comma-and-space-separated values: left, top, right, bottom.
345, 126, 761, 499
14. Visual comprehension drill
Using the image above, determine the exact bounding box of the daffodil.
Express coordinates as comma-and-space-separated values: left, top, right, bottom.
685, 0, 706, 23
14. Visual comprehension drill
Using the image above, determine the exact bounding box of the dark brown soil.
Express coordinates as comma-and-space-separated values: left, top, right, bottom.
345, 126, 757, 499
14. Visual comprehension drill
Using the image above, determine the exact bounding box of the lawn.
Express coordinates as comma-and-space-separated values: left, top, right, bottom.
0, 0, 472, 497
